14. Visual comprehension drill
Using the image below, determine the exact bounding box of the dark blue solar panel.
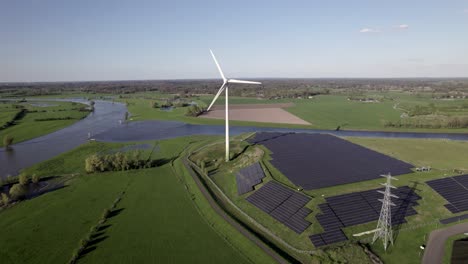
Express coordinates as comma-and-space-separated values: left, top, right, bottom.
248, 132, 414, 190
427, 175, 468, 214
311, 185, 420, 247
440, 213, 468, 224
246, 181, 311, 233
236, 162, 266, 195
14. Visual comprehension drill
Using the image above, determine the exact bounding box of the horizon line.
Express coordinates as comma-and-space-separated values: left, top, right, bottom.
2, 76, 468, 84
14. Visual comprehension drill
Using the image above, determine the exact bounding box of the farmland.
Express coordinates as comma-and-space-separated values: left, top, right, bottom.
120, 91, 468, 132
0, 100, 90, 147
2, 87, 468, 133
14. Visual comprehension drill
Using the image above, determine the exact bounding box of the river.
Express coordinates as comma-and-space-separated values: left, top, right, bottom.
1, 99, 468, 178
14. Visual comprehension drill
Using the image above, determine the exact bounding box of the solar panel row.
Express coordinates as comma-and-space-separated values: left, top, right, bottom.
246, 181, 312, 233
236, 162, 266, 195
426, 174, 468, 214
310, 186, 420, 247
440, 213, 468, 224
309, 229, 348, 247
248, 132, 414, 190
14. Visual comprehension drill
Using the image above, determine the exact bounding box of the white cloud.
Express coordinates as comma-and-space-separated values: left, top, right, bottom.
359, 28, 380, 33
395, 24, 409, 29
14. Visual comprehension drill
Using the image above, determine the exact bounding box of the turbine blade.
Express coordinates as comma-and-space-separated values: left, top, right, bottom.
207, 83, 226, 111
210, 49, 226, 81
228, 79, 261, 85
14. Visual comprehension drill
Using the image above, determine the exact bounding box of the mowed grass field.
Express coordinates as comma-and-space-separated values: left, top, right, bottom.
201, 95, 402, 129
0, 101, 89, 147
0, 137, 273, 264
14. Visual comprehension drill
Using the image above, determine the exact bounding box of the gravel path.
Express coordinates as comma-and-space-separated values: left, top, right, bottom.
422, 222, 468, 264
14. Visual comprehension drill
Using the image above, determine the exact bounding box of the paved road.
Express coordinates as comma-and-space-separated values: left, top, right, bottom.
183, 160, 289, 264
422, 222, 468, 264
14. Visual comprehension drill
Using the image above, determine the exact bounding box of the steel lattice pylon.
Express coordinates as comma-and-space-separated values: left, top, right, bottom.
372, 173, 399, 251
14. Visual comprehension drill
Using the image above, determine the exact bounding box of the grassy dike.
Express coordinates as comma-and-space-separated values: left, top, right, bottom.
0, 137, 274, 264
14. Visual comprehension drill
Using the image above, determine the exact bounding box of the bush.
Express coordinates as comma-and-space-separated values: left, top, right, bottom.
85, 151, 159, 173
9, 183, 26, 200
32, 174, 40, 184
3, 135, 14, 149
19, 174, 29, 185
102, 209, 111, 220
152, 101, 159, 108
185, 105, 204, 117
1, 193, 10, 206
85, 154, 101, 173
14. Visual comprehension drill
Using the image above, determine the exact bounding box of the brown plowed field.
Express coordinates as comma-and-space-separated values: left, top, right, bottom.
199, 103, 311, 125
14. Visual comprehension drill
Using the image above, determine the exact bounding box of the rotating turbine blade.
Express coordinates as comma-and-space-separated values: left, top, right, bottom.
207, 83, 226, 111
210, 49, 226, 82
228, 79, 261, 85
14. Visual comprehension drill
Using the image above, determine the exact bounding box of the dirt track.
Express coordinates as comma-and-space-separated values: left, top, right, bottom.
200, 103, 310, 125
422, 222, 468, 264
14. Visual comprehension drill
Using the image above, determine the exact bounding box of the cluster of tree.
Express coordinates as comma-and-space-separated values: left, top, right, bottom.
0, 174, 40, 206
185, 104, 205, 117
68, 191, 124, 264
408, 104, 437, 117
34, 117, 75, 121
84, 151, 160, 173
3, 78, 467, 99
384, 117, 468, 129
150, 96, 192, 109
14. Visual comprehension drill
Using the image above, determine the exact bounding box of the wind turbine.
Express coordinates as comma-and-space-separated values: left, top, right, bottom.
207, 50, 261, 162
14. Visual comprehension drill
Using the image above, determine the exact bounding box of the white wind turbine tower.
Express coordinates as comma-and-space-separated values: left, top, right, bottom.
207, 50, 261, 162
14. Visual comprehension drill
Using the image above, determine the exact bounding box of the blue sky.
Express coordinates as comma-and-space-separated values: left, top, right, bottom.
1, 0, 468, 82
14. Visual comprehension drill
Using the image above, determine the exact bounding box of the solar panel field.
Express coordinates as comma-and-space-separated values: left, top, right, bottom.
427, 174, 468, 213
248, 132, 414, 190
236, 162, 265, 195
311, 186, 421, 247
246, 181, 312, 233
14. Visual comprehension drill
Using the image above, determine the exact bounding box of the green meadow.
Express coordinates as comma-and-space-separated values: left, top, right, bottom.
0, 137, 273, 264
0, 101, 89, 147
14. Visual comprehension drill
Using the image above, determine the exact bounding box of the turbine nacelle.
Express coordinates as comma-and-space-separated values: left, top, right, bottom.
207, 50, 261, 111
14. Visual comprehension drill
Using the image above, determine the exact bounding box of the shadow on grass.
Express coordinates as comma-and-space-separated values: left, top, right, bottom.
393, 181, 421, 243
152, 157, 175, 167
87, 235, 109, 247
97, 224, 111, 232
79, 246, 97, 257
108, 208, 124, 219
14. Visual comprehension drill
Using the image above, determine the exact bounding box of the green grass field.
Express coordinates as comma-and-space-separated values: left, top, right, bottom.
0, 137, 274, 264
122, 92, 468, 132
0, 101, 89, 147
11, 91, 468, 133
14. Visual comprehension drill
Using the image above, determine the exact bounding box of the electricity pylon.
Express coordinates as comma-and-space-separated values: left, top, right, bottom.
372, 173, 399, 251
